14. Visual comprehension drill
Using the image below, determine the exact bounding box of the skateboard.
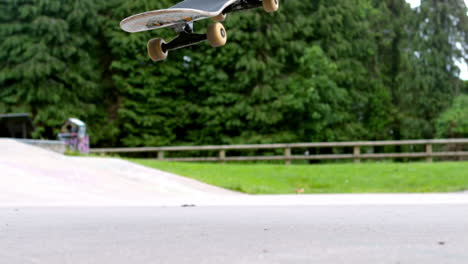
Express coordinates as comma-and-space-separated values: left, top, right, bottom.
120, 0, 279, 61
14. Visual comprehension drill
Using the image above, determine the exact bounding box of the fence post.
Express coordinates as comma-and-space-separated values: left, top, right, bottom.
353, 146, 361, 163
158, 151, 165, 161
284, 148, 292, 165
219, 150, 226, 163
426, 144, 433, 163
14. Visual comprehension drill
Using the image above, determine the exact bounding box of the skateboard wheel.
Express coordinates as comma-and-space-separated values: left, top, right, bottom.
147, 38, 168, 62
212, 13, 226, 22
207, 22, 227, 48
263, 0, 279, 13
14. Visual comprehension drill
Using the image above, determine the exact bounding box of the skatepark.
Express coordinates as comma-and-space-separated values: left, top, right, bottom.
2, 139, 468, 264
2, 0, 468, 262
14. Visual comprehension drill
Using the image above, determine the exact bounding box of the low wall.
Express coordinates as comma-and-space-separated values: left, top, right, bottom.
16, 139, 66, 154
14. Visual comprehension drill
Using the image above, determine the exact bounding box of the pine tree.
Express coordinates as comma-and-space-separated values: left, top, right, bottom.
5, 0, 456, 147
372, 0, 414, 141
403, 0, 468, 138
312, 0, 389, 140
102, 0, 192, 146
0, 0, 105, 140
182, 0, 377, 144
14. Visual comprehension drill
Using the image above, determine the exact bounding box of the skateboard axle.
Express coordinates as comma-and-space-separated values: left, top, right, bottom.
163, 32, 207, 52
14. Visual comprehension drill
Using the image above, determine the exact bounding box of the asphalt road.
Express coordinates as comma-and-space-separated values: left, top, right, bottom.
2, 205, 468, 264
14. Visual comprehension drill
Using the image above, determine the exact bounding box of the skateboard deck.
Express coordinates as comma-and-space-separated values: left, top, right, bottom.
121, 0, 237, 33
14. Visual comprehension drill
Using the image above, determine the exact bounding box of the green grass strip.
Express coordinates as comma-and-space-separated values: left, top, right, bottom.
130, 160, 468, 194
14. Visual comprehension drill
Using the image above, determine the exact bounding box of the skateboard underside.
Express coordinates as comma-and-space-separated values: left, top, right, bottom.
121, 0, 237, 33
120, 0, 277, 62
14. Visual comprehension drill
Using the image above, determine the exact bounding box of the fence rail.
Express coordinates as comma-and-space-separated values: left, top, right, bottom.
90, 138, 468, 164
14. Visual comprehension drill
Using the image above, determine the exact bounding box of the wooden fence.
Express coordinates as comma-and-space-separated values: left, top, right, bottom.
90, 138, 468, 164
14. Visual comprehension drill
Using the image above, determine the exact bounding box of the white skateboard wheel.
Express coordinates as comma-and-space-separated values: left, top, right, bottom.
147, 38, 168, 62
207, 22, 227, 48
263, 0, 279, 13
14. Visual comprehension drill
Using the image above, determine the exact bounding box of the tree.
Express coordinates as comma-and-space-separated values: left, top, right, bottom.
180, 0, 380, 144
311, 0, 394, 140
371, 0, 414, 142
0, 0, 107, 141
6, 0, 462, 147
402, 0, 468, 138
102, 0, 195, 146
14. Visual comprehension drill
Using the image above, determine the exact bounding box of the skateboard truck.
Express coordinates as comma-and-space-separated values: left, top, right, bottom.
162, 24, 207, 52
148, 21, 227, 62
145, 0, 279, 62
223, 0, 263, 14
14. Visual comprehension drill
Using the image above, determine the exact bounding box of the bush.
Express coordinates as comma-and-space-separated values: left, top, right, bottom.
436, 95, 468, 138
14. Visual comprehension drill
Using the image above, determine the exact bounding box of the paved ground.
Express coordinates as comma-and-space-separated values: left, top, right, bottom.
1, 205, 468, 264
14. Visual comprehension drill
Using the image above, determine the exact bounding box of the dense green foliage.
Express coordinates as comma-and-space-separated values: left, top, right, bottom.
0, 0, 107, 139
402, 0, 468, 138
436, 95, 468, 138
132, 160, 468, 194
0, 0, 467, 146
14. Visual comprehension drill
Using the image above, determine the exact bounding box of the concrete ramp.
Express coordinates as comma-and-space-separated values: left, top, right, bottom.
0, 139, 238, 205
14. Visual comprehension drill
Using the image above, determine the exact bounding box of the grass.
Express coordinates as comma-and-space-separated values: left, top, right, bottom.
129, 160, 468, 194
